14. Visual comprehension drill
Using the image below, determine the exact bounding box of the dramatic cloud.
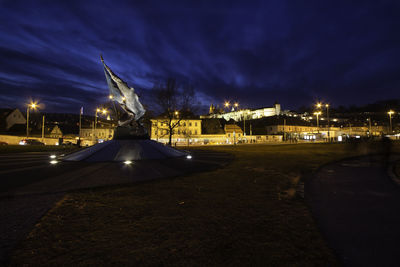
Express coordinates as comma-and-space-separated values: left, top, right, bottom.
0, 0, 399, 114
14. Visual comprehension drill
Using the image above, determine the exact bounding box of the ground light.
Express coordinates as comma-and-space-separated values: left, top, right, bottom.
49, 155, 56, 159
50, 160, 58, 164
124, 160, 132, 165
186, 155, 192, 159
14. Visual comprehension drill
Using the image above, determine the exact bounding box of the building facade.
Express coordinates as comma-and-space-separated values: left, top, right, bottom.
81, 127, 114, 141
150, 118, 202, 144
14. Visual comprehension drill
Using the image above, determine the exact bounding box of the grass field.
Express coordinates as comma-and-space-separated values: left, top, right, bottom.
11, 142, 398, 266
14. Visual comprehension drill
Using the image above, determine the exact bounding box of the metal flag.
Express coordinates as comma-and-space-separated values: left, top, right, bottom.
101, 55, 145, 122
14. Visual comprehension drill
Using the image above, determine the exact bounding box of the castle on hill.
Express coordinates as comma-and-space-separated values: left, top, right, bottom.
201, 102, 281, 122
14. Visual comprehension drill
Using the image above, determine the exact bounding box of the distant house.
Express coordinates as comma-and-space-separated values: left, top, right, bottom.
0, 108, 26, 132
224, 124, 243, 141
49, 125, 63, 138
49, 125, 79, 139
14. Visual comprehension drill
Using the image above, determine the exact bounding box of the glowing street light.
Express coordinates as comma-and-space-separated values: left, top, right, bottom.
109, 94, 113, 100
26, 101, 39, 137
314, 111, 322, 129
224, 101, 230, 108
325, 104, 330, 141
388, 110, 395, 133
316, 102, 322, 109
102, 108, 108, 115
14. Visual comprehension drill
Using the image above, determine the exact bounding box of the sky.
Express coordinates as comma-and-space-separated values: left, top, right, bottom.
0, 0, 400, 114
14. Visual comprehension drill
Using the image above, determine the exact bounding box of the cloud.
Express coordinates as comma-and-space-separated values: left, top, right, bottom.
0, 0, 399, 114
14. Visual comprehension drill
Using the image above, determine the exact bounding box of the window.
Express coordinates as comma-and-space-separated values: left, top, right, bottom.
189, 122, 192, 127
183, 122, 186, 126
195, 122, 197, 126
195, 130, 197, 134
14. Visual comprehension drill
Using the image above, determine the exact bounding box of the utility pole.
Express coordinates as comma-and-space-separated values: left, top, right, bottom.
326, 104, 330, 142
41, 115, 45, 142
368, 118, 372, 136
388, 110, 394, 134
283, 118, 286, 141
79, 107, 83, 143
243, 115, 246, 136
26, 107, 30, 138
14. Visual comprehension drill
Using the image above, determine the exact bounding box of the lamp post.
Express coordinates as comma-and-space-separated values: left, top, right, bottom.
325, 104, 330, 141
314, 111, 321, 133
94, 108, 101, 141
388, 110, 395, 133
26, 102, 38, 137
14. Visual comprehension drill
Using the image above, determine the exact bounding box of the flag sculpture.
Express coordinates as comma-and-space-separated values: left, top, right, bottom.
101, 55, 146, 127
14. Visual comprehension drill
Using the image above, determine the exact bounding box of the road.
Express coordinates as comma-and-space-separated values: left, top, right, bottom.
0, 150, 232, 265
306, 154, 400, 267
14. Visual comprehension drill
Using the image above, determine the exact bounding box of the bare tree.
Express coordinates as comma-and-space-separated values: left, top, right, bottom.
153, 78, 196, 146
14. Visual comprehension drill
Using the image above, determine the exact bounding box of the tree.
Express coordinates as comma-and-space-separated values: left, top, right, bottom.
153, 78, 196, 146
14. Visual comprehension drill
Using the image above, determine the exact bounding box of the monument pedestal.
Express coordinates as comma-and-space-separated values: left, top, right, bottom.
113, 125, 149, 140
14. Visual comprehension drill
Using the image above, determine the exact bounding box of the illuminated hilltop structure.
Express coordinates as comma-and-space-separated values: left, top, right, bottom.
201, 102, 281, 121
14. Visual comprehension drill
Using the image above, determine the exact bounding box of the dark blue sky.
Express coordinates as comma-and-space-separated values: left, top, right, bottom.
1, 0, 400, 114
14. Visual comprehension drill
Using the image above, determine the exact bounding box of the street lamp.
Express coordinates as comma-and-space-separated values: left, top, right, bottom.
234, 102, 239, 110
388, 110, 395, 133
94, 108, 101, 140
316, 102, 322, 109
314, 111, 321, 130
224, 101, 230, 109
325, 104, 330, 141
26, 102, 38, 137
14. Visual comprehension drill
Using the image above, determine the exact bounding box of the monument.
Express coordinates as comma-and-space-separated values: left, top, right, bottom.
62, 56, 188, 162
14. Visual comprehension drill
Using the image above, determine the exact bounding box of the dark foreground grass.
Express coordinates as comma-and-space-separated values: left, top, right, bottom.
395, 160, 400, 178
11, 143, 397, 266
0, 145, 79, 154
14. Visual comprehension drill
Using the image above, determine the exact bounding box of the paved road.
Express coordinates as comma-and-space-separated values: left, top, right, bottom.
0, 150, 232, 265
306, 154, 400, 267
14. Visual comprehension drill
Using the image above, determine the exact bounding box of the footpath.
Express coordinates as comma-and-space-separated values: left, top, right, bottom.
305, 154, 400, 267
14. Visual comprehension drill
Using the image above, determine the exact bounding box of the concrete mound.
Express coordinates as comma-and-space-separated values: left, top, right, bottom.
63, 139, 187, 162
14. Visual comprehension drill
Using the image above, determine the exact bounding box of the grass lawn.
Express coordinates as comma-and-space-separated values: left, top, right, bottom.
394, 160, 400, 178
0, 145, 79, 154
11, 143, 397, 266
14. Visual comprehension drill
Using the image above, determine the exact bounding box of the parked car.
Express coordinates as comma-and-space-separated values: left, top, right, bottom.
0, 141, 8, 145
62, 141, 76, 146
19, 139, 45, 146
